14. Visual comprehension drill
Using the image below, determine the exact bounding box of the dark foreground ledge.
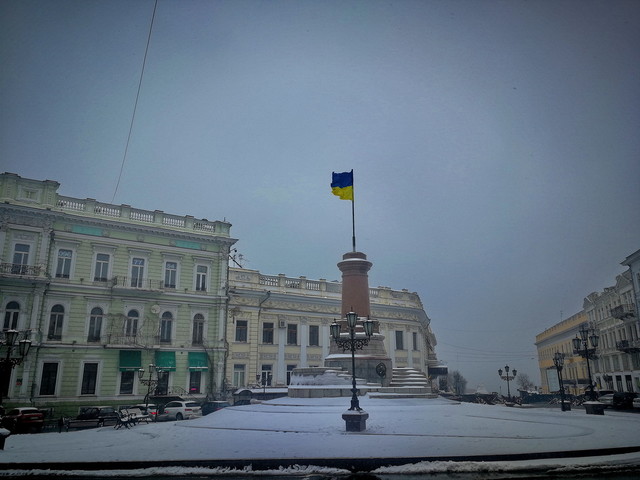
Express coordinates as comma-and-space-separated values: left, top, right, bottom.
2, 445, 640, 474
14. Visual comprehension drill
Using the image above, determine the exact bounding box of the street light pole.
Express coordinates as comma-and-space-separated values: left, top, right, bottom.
0, 330, 32, 406
331, 311, 374, 431
498, 365, 517, 403
572, 326, 599, 401
138, 364, 164, 410
553, 352, 568, 411
331, 311, 374, 411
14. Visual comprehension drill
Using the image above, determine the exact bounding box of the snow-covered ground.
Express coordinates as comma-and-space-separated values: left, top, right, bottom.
1, 395, 639, 477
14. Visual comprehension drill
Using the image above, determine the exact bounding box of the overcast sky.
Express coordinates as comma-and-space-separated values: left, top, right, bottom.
2, 0, 639, 393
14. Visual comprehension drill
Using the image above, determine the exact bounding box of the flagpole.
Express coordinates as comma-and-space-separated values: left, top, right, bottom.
351, 170, 356, 252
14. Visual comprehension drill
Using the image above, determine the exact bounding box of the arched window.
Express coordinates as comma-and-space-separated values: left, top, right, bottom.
48, 304, 64, 340
124, 309, 139, 337
160, 311, 173, 343
192, 314, 205, 345
3, 301, 20, 330
88, 307, 103, 342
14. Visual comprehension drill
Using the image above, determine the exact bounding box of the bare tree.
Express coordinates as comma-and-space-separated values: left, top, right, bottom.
516, 373, 535, 391
449, 370, 467, 395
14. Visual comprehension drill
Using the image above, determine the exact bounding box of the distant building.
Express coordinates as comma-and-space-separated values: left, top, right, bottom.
0, 172, 236, 409
225, 267, 438, 391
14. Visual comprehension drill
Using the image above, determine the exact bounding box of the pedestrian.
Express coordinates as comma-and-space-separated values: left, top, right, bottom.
58, 416, 64, 433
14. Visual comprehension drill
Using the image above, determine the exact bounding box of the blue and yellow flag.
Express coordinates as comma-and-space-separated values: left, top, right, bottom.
331, 170, 353, 201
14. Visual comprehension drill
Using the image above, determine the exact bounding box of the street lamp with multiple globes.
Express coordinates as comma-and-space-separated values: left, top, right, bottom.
572, 325, 599, 401
553, 352, 569, 411
331, 311, 375, 413
0, 329, 32, 406
138, 364, 166, 410
498, 365, 517, 402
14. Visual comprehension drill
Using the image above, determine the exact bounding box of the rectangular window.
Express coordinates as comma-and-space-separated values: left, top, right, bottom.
155, 371, 169, 396
235, 320, 248, 342
56, 249, 72, 278
261, 364, 272, 386
40, 362, 58, 395
164, 261, 177, 289
196, 265, 207, 291
189, 371, 202, 394
262, 322, 274, 344
12, 243, 30, 274
81, 363, 98, 395
287, 365, 296, 385
412, 332, 418, 351
287, 324, 298, 345
131, 258, 145, 287
119, 371, 134, 395
94, 253, 110, 282
395, 330, 404, 350
309, 325, 319, 346
233, 364, 245, 387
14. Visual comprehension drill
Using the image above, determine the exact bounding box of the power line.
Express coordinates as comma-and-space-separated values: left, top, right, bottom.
112, 0, 158, 203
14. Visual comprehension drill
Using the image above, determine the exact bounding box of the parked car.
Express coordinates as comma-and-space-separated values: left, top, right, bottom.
76, 406, 119, 426
132, 404, 159, 420
599, 392, 637, 409
162, 401, 202, 420
1, 407, 45, 433
633, 396, 640, 410
201, 401, 231, 416
599, 394, 614, 408
611, 392, 638, 409
596, 390, 614, 399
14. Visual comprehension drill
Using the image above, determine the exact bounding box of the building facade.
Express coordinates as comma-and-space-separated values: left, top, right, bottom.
225, 267, 438, 391
535, 311, 588, 395
585, 270, 639, 393
0, 173, 236, 411
535, 257, 640, 396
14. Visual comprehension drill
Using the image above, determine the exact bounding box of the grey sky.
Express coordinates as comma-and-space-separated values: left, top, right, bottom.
2, 0, 639, 393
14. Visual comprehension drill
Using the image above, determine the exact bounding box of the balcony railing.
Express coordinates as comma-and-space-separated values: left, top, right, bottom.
0, 263, 43, 277
611, 304, 636, 319
616, 339, 640, 353
111, 276, 163, 290
56, 196, 231, 237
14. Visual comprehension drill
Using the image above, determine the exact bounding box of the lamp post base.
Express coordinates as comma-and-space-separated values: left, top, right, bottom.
342, 410, 369, 432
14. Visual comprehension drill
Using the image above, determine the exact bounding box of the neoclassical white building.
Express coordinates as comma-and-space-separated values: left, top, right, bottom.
224, 267, 438, 390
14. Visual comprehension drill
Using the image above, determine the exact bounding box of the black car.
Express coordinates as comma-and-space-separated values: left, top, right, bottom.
601, 392, 637, 409
611, 392, 638, 409
201, 401, 231, 416
76, 406, 119, 426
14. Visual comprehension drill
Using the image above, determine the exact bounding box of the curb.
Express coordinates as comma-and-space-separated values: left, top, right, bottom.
2, 445, 640, 473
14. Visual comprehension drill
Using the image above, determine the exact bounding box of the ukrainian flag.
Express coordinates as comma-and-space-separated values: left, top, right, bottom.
331, 170, 354, 200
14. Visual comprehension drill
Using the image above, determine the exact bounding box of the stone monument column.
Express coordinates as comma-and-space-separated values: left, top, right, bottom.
325, 251, 392, 386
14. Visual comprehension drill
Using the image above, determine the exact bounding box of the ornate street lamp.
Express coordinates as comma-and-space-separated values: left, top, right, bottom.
498, 365, 517, 403
553, 352, 569, 411
0, 329, 32, 405
572, 325, 599, 401
138, 364, 166, 411
331, 311, 374, 431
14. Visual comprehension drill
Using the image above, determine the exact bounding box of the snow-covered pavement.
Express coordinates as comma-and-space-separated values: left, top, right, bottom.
1, 395, 639, 476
